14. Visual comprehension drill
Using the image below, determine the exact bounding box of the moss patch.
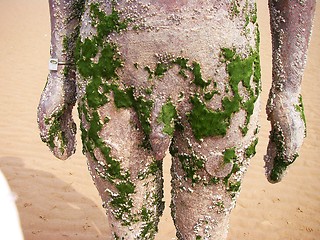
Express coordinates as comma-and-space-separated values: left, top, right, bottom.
223, 163, 241, 198
66, 0, 86, 23
90, 3, 127, 40
43, 108, 70, 155
245, 138, 258, 158
178, 153, 205, 183
269, 123, 298, 182
204, 90, 219, 101
145, 57, 211, 89
158, 101, 177, 136
191, 62, 211, 88
138, 160, 162, 180
295, 94, 307, 136
230, 0, 240, 17
188, 94, 239, 139
188, 48, 260, 140
223, 148, 237, 164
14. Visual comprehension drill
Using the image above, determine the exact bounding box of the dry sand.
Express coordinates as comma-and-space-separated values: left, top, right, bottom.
0, 0, 319, 239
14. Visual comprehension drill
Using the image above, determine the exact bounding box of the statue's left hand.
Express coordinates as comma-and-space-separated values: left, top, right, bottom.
37, 68, 77, 160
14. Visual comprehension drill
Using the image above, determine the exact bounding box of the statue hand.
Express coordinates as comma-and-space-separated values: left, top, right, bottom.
265, 92, 306, 183
37, 68, 77, 160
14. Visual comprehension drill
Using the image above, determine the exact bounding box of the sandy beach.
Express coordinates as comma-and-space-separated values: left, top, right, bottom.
0, 0, 319, 239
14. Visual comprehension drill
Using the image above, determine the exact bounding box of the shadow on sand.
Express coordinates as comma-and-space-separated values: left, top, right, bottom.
0, 157, 109, 240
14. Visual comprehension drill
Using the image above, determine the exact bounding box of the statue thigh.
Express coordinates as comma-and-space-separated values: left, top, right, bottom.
169, 98, 260, 240
78, 97, 164, 239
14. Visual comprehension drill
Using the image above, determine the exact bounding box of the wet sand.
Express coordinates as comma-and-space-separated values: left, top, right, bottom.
0, 0, 319, 239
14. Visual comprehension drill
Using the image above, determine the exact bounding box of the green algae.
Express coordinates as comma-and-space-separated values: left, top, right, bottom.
169, 138, 179, 157
225, 51, 254, 90
223, 148, 237, 164
76, 38, 123, 81
71, 3, 263, 231
245, 138, 258, 158
62, 30, 79, 77
250, 3, 258, 24
140, 207, 158, 239
178, 153, 205, 183
215, 200, 225, 210
227, 181, 241, 193
113, 233, 121, 240
295, 94, 307, 136
230, 0, 240, 17
78, 99, 138, 224
173, 57, 189, 79
158, 101, 177, 136
243, 1, 258, 28
145, 57, 211, 89
224, 167, 241, 198
75, 3, 153, 149
208, 177, 220, 185
112, 86, 134, 108
221, 48, 236, 60
90, 3, 127, 40
222, 150, 238, 173
138, 160, 162, 180
139, 162, 164, 239
188, 48, 260, 139
144, 88, 153, 95
171, 126, 243, 193
66, 0, 86, 23
172, 143, 241, 197
269, 124, 298, 182
133, 96, 153, 137
188, 94, 239, 139
61, 0, 85, 76
204, 90, 219, 101
220, 149, 242, 197
43, 109, 69, 155
192, 62, 211, 88
111, 182, 136, 223
104, 116, 110, 124
144, 66, 154, 79
108, 85, 154, 148
154, 63, 169, 77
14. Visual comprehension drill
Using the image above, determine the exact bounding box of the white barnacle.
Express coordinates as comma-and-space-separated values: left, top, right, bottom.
187, 187, 194, 193
98, 160, 106, 167
95, 167, 102, 173
180, 186, 187, 192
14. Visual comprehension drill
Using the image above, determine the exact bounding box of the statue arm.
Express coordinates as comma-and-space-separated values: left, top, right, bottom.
37, 0, 85, 160
265, 0, 316, 183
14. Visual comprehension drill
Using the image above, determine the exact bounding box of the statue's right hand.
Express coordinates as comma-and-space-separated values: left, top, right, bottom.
37, 70, 77, 160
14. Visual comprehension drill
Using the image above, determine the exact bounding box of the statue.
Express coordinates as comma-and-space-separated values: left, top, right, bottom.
37, 0, 316, 239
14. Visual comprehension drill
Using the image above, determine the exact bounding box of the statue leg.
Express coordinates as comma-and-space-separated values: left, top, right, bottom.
170, 96, 260, 239
78, 97, 164, 239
